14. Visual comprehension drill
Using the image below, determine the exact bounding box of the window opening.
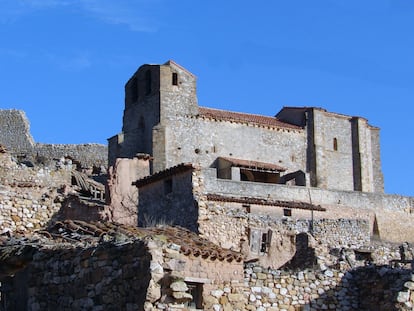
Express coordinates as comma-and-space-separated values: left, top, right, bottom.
172, 72, 178, 85
260, 230, 272, 253
250, 228, 272, 254
242, 204, 251, 213
185, 282, 203, 309
283, 208, 292, 217
333, 138, 338, 151
164, 178, 172, 194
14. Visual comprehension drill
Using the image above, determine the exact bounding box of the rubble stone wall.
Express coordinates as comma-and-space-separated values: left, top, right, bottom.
0, 189, 63, 233
0, 109, 34, 152
197, 200, 369, 269
1, 236, 244, 311
0, 153, 70, 233
0, 109, 107, 169
202, 264, 414, 311
1, 241, 152, 311
33, 143, 107, 169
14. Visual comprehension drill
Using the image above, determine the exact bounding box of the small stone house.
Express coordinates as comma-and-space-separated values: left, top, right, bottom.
0, 220, 243, 310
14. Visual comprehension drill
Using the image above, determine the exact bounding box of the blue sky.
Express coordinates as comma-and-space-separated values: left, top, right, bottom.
1, 0, 413, 196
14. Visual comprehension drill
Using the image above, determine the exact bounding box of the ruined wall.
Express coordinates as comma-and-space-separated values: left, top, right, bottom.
33, 143, 107, 169
0, 109, 107, 169
0, 152, 70, 233
0, 109, 34, 153
1, 241, 152, 310
106, 156, 150, 225
202, 264, 414, 311
197, 200, 370, 269
1, 233, 244, 311
138, 169, 198, 231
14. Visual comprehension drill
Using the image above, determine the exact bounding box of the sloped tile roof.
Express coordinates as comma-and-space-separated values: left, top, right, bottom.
46, 220, 243, 262
133, 163, 194, 188
198, 107, 302, 130
219, 157, 286, 172
0, 220, 243, 278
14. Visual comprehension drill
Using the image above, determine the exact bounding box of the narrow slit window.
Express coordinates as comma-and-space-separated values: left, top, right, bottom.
333, 138, 338, 151
172, 72, 178, 85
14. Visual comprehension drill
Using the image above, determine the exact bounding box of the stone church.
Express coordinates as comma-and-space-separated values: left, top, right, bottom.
106, 60, 413, 268
109, 60, 383, 194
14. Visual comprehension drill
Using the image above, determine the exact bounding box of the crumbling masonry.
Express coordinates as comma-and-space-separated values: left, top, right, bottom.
1, 60, 414, 310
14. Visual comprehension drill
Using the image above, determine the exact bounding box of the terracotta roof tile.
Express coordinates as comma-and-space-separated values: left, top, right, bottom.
198, 107, 302, 130
219, 157, 286, 172
133, 163, 194, 188
46, 220, 243, 262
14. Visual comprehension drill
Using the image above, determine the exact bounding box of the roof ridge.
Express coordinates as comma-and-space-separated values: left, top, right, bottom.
198, 107, 302, 130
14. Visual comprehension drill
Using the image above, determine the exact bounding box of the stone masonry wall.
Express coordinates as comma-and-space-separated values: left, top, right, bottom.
0, 109, 34, 152
34, 143, 107, 169
1, 241, 152, 311
0, 109, 107, 169
138, 170, 198, 231
164, 115, 306, 178
0, 152, 70, 233
193, 168, 370, 268
312, 110, 355, 191
202, 168, 414, 243
1, 233, 244, 311
201, 264, 414, 311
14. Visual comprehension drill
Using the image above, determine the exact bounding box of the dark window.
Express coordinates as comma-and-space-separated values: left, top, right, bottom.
260, 230, 272, 253
164, 178, 172, 194
145, 70, 152, 95
250, 228, 272, 254
242, 204, 251, 213
185, 282, 203, 309
283, 208, 292, 217
333, 138, 338, 151
172, 72, 178, 85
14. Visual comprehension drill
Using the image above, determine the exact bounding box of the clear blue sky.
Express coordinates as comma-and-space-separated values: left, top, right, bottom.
1, 0, 413, 196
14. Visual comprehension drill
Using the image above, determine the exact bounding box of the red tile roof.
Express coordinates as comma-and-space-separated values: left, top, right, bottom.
133, 163, 194, 188
47, 220, 243, 262
198, 107, 302, 130
220, 157, 286, 172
